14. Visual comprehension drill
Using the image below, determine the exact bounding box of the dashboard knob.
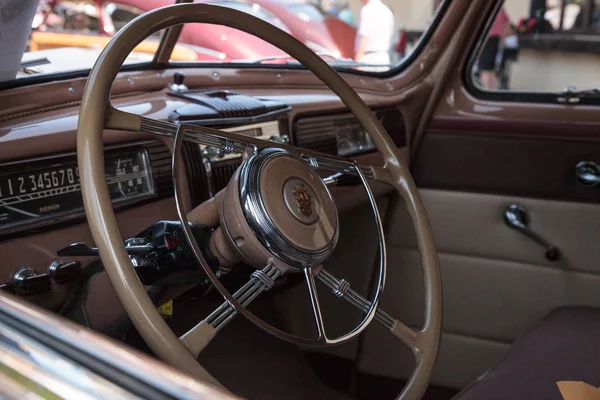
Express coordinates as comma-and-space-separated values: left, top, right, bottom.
169, 72, 188, 92
202, 146, 224, 162
269, 135, 289, 144
173, 72, 185, 86
12, 267, 51, 295
49, 261, 82, 285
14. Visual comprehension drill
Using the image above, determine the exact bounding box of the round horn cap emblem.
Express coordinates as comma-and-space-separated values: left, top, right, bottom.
283, 178, 319, 224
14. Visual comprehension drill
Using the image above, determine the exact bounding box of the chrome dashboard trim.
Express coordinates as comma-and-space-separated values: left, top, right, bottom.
201, 119, 283, 163
140, 117, 376, 179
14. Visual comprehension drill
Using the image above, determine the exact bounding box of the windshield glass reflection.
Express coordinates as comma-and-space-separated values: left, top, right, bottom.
0, 0, 446, 83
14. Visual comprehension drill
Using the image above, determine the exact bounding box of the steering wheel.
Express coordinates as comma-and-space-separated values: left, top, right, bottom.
77, 4, 441, 399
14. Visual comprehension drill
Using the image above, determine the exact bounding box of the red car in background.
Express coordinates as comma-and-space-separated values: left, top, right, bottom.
101, 0, 293, 61
34, 0, 355, 62
34, 0, 287, 62
251, 0, 356, 59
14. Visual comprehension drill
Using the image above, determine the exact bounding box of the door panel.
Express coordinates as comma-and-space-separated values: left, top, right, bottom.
359, 188, 600, 388
350, 0, 600, 390
413, 131, 600, 204
357, 123, 600, 389
390, 189, 600, 275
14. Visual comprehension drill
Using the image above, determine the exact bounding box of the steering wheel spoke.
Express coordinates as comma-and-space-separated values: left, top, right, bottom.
304, 267, 328, 342
316, 268, 419, 350
180, 263, 281, 357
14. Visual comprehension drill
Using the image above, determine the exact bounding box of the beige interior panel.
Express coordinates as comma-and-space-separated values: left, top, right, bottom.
378, 248, 600, 342
359, 329, 509, 390
357, 189, 600, 388
391, 189, 600, 274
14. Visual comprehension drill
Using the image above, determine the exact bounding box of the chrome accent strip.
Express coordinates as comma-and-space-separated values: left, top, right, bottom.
223, 138, 235, 154
304, 155, 375, 180
140, 118, 375, 179
205, 264, 281, 331
304, 267, 327, 341
0, 321, 141, 399
0, 295, 236, 400
317, 269, 396, 330
251, 269, 277, 291
332, 279, 350, 298
140, 117, 178, 138
141, 118, 253, 154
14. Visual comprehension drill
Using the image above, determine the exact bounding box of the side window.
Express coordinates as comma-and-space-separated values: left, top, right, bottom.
470, 0, 600, 93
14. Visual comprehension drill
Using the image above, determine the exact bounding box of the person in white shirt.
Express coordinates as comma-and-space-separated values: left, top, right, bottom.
355, 0, 395, 66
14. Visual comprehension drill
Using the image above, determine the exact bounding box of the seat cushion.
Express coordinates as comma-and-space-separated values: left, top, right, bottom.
454, 307, 600, 400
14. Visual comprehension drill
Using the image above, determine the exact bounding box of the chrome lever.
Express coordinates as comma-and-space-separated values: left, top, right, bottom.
575, 161, 600, 187
503, 205, 560, 261
57, 242, 154, 257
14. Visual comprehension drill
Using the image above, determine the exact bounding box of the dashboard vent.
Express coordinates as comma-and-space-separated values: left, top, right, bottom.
141, 141, 174, 198
182, 142, 209, 207
182, 145, 239, 207
294, 117, 342, 155
293, 108, 406, 154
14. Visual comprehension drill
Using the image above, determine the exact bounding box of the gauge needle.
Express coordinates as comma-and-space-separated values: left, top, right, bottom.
2, 205, 40, 218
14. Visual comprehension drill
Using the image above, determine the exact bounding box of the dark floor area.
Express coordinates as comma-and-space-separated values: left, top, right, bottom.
124, 284, 457, 400
305, 352, 457, 400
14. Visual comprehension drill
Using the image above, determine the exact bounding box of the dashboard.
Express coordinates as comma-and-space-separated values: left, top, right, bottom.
0, 71, 407, 328
0, 88, 404, 235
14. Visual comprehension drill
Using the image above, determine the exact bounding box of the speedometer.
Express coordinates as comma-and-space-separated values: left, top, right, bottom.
0, 146, 155, 234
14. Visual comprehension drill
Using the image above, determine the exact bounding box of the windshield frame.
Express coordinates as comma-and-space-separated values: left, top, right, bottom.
0, 0, 452, 90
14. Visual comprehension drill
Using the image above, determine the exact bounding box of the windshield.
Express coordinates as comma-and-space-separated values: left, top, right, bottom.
0, 0, 447, 84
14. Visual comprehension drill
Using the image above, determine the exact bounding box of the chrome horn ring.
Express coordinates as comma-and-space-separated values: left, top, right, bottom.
237, 147, 339, 269
172, 125, 386, 346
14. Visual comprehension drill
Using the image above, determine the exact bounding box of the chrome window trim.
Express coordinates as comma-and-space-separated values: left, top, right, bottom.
0, 322, 139, 400
0, 295, 237, 400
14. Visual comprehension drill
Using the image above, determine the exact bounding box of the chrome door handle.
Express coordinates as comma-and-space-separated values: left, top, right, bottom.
575, 161, 600, 187
503, 205, 560, 261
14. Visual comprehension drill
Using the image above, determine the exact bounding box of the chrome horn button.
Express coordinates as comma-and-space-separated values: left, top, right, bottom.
226, 147, 339, 269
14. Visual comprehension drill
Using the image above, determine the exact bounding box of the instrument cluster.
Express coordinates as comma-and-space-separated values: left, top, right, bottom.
0, 142, 165, 236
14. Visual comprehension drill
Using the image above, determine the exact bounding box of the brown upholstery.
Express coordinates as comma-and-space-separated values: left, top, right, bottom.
454, 307, 600, 400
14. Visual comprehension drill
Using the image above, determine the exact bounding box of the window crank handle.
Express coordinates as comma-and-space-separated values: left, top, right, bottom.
503, 205, 560, 261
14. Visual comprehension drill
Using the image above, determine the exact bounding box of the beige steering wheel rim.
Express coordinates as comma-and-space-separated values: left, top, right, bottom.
77, 4, 442, 399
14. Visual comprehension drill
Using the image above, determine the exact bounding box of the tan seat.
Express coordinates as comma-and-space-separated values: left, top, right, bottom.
454, 307, 600, 400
